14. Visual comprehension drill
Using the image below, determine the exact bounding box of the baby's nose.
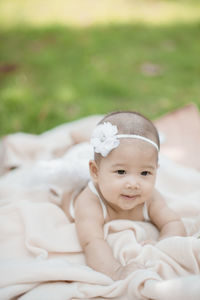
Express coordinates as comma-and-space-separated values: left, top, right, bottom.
126, 177, 140, 189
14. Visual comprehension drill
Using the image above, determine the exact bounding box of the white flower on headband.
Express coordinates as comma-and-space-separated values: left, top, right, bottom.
91, 121, 159, 157
91, 122, 119, 157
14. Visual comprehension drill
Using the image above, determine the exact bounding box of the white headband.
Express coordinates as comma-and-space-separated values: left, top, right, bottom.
91, 122, 159, 157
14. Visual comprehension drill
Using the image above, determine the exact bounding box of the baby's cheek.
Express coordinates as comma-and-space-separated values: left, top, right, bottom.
143, 184, 154, 197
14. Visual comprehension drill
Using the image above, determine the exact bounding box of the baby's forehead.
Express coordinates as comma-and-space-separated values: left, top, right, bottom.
106, 141, 158, 164
115, 138, 157, 153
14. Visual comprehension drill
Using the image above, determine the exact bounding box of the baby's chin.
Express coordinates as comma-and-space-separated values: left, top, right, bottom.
119, 198, 145, 211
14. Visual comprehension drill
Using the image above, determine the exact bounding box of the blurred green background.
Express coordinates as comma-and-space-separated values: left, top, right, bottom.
0, 0, 200, 136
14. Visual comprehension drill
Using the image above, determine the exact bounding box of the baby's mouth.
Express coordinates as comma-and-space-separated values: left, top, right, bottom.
121, 194, 139, 199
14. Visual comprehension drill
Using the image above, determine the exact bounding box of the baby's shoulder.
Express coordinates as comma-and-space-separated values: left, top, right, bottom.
151, 189, 164, 202
75, 185, 103, 216
148, 189, 166, 211
76, 185, 96, 202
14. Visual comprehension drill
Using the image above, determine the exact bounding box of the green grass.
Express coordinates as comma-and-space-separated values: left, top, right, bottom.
0, 0, 200, 136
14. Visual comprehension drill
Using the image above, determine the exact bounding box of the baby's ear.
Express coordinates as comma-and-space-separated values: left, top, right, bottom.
89, 160, 99, 182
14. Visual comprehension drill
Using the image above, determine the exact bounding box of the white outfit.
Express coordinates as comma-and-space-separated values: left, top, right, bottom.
70, 181, 150, 222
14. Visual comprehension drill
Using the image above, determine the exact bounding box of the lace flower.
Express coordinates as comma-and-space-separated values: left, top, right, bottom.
91, 122, 120, 157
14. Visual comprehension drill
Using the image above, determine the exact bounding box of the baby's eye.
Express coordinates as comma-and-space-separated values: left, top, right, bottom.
141, 171, 151, 176
116, 170, 126, 175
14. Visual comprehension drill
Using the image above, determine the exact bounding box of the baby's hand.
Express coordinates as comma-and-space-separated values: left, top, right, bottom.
114, 262, 144, 280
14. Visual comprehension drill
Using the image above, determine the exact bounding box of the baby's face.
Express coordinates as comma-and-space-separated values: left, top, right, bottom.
96, 139, 158, 211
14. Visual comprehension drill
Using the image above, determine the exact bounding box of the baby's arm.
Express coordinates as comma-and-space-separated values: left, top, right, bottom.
74, 188, 140, 280
149, 190, 186, 240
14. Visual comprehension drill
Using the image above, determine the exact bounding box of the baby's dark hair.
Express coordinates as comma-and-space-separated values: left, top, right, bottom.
94, 110, 160, 162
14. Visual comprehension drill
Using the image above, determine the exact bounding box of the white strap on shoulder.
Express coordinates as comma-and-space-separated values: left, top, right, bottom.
143, 202, 150, 222
69, 192, 77, 220
88, 181, 107, 220
69, 188, 84, 220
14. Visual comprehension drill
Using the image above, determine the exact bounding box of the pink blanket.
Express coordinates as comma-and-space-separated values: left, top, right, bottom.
0, 110, 200, 300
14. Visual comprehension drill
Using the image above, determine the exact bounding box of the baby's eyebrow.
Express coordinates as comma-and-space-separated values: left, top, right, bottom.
111, 165, 156, 171
111, 163, 126, 168
142, 165, 156, 170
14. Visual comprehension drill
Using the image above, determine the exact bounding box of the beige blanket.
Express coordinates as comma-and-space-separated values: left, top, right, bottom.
0, 113, 200, 300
